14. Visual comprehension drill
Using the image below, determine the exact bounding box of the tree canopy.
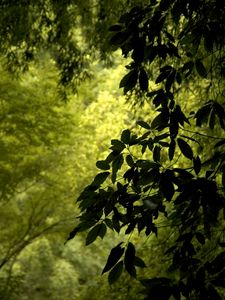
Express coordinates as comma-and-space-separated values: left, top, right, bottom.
67, 0, 225, 299
1, 0, 225, 299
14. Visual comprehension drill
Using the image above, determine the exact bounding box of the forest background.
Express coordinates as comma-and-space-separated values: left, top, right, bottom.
1, 1, 225, 299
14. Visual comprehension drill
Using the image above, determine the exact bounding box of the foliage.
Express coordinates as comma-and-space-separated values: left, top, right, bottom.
69, 0, 225, 299
0, 53, 137, 299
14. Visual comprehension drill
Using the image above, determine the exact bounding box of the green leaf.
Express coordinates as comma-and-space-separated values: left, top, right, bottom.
98, 223, 107, 239
121, 129, 131, 144
124, 242, 136, 277
96, 160, 110, 170
86, 224, 103, 245
108, 261, 123, 284
136, 120, 151, 129
195, 59, 207, 78
177, 138, 193, 159
102, 243, 125, 274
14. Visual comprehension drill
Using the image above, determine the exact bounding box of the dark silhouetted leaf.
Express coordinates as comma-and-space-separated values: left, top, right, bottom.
134, 256, 146, 268
98, 223, 107, 239
91, 172, 110, 187
119, 69, 138, 94
169, 139, 176, 160
126, 154, 134, 167
110, 139, 125, 152
139, 68, 149, 91
86, 224, 103, 245
104, 218, 114, 230
124, 242, 136, 277
195, 59, 207, 78
96, 160, 110, 170
121, 129, 131, 144
112, 154, 124, 183
151, 112, 169, 130
177, 138, 193, 159
193, 156, 201, 175
136, 120, 151, 129
160, 173, 175, 201
153, 145, 161, 162
102, 243, 124, 274
108, 261, 123, 284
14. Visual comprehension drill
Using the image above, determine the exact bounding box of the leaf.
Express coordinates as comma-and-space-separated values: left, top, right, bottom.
66, 226, 80, 243
110, 139, 125, 152
96, 160, 110, 170
136, 120, 151, 129
126, 154, 134, 167
104, 218, 114, 230
102, 242, 124, 274
195, 103, 212, 127
86, 224, 103, 245
151, 112, 169, 130
108, 261, 123, 284
119, 69, 138, 94
177, 138, 193, 159
124, 242, 136, 277
112, 154, 124, 183
156, 69, 172, 84
195, 59, 207, 78
160, 174, 175, 201
121, 129, 131, 144
134, 256, 146, 268
153, 145, 161, 162
139, 68, 149, 91
193, 156, 201, 175
98, 223, 107, 239
91, 172, 110, 187
169, 139, 176, 160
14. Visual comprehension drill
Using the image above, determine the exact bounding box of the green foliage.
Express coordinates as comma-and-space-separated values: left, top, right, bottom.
70, 0, 225, 299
